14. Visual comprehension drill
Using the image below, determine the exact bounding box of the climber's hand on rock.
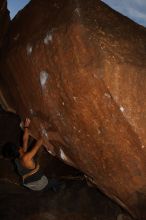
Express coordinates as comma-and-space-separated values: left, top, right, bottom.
24, 118, 31, 128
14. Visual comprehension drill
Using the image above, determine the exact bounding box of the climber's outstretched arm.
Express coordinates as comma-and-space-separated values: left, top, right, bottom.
26, 138, 43, 159
23, 118, 30, 152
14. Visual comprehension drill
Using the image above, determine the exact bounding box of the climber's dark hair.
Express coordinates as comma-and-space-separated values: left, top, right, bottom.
2, 142, 20, 159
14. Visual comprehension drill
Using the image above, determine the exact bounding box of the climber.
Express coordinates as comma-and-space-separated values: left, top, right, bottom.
2, 118, 60, 191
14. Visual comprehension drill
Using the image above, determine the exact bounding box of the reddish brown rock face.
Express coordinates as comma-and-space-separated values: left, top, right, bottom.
0, 0, 146, 219
0, 0, 9, 49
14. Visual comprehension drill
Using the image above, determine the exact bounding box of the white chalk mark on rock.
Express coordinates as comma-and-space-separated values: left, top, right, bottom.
73, 96, 78, 101
120, 106, 124, 112
97, 128, 101, 135
44, 32, 53, 45
60, 149, 68, 161
26, 44, 33, 55
74, 8, 81, 16
47, 149, 54, 155
20, 122, 24, 129
41, 127, 48, 138
40, 71, 49, 88
30, 109, 34, 115
104, 93, 111, 99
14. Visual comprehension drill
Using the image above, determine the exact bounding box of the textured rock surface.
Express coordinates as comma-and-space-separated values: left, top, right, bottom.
0, 0, 146, 219
0, 0, 9, 49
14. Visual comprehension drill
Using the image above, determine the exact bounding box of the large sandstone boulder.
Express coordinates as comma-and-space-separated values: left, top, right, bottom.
0, 0, 146, 219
